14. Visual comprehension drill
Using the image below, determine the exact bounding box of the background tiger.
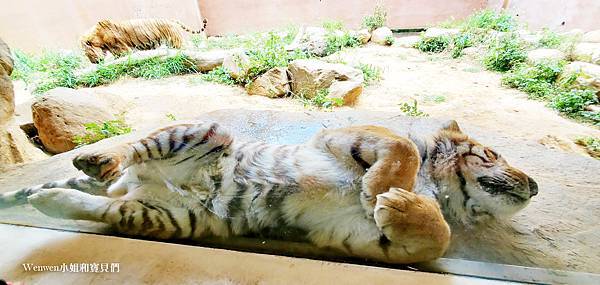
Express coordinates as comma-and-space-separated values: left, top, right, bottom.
81, 18, 208, 63
0, 120, 538, 264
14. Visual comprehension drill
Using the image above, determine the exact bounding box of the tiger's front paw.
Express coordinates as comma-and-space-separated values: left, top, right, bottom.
73, 152, 123, 182
374, 188, 449, 242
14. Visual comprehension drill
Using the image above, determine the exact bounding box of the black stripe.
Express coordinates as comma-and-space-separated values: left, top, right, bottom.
379, 234, 392, 259
153, 137, 163, 157
140, 205, 152, 233
188, 209, 197, 239
456, 170, 470, 209
140, 140, 153, 159
351, 140, 371, 170
194, 145, 225, 161
118, 203, 128, 228
159, 206, 182, 239
66, 178, 79, 189
227, 182, 248, 218
342, 234, 353, 254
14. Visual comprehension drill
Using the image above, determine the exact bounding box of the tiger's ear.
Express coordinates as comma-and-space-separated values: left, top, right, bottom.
441, 120, 462, 133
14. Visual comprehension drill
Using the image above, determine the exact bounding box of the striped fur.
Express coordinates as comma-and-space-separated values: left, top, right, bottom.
81, 18, 207, 63
1, 120, 538, 264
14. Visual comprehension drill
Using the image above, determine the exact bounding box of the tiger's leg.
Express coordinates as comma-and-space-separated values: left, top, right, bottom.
72, 122, 233, 182
311, 126, 421, 218
313, 188, 450, 264
27, 188, 202, 239
0, 176, 108, 209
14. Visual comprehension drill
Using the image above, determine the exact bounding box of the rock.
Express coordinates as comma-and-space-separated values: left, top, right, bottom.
423, 28, 460, 38
31, 88, 127, 154
538, 135, 589, 157
221, 50, 251, 80
181, 49, 228, 72
393, 36, 421, 48
371, 27, 393, 45
461, 47, 481, 58
288, 59, 363, 99
584, 104, 600, 112
571, 43, 600, 64
527, 49, 566, 64
559, 61, 600, 96
0, 124, 48, 166
286, 27, 328, 56
353, 29, 371, 44
0, 38, 14, 124
327, 80, 362, 106
561, 29, 584, 38
581, 30, 600, 43
246, 67, 290, 98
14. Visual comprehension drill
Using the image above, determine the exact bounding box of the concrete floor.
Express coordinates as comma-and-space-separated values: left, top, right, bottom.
0, 224, 514, 285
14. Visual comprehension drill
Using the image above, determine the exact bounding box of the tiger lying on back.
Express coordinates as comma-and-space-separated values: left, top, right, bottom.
81, 18, 208, 63
0, 121, 538, 264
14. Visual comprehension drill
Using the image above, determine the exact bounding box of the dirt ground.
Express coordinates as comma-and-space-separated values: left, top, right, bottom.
9, 42, 600, 273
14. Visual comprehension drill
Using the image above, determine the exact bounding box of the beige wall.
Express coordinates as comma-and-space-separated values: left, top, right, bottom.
487, 0, 600, 31
0, 0, 203, 52
198, 0, 486, 35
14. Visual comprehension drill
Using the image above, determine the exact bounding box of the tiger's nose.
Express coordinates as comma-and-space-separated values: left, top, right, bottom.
528, 177, 538, 197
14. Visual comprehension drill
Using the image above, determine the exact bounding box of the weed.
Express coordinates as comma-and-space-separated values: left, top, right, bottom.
299, 89, 343, 109
414, 35, 450, 53
201, 66, 236, 85
11, 51, 84, 94
362, 3, 387, 32
483, 33, 526, 72
73, 114, 132, 146
322, 20, 344, 32
450, 33, 474, 58
574, 137, 600, 158
355, 63, 382, 86
324, 32, 361, 56
463, 9, 517, 32
537, 28, 563, 49
166, 113, 177, 121
550, 89, 597, 115
384, 35, 395, 46
502, 60, 565, 99
399, 100, 429, 117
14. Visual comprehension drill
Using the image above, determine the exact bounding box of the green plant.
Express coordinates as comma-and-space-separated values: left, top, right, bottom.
550, 89, 597, 115
299, 89, 343, 109
483, 33, 526, 72
72, 114, 132, 146
322, 20, 344, 32
414, 35, 450, 53
450, 33, 474, 58
399, 100, 429, 117
11, 51, 84, 94
324, 32, 361, 56
463, 9, 517, 32
537, 28, 563, 49
502, 60, 565, 99
384, 35, 395, 46
77, 53, 196, 87
575, 137, 600, 158
355, 63, 382, 86
362, 3, 387, 32
201, 66, 236, 85
166, 113, 177, 121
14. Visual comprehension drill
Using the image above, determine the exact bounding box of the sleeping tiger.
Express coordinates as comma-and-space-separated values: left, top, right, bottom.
80, 18, 208, 64
0, 120, 538, 264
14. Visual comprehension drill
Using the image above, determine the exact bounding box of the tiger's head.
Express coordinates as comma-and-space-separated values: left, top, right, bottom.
426, 121, 538, 224
80, 20, 114, 64
80, 35, 104, 64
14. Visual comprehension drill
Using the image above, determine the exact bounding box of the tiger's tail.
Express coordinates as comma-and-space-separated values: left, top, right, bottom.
174, 18, 207, 34
0, 176, 109, 209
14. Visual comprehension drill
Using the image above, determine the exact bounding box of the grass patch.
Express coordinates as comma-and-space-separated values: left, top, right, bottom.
202, 66, 237, 85
414, 35, 450, 53
483, 33, 526, 72
462, 9, 517, 32
11, 50, 83, 94
502, 60, 565, 99
362, 3, 387, 32
298, 89, 344, 109
355, 63, 382, 86
324, 31, 361, 56
78, 53, 196, 88
399, 100, 429, 117
73, 114, 132, 146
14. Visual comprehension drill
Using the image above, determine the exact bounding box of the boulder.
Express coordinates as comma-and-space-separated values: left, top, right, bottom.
392, 36, 421, 48
286, 27, 328, 56
560, 29, 584, 39
327, 80, 362, 106
31, 88, 127, 154
571, 43, 600, 64
0, 124, 48, 166
526, 48, 566, 64
246, 67, 290, 98
0, 38, 14, 124
288, 59, 363, 100
371, 27, 393, 45
581, 30, 600, 43
559, 61, 600, 97
181, 49, 228, 72
423, 28, 460, 38
222, 50, 251, 80
352, 29, 371, 44
461, 47, 481, 58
